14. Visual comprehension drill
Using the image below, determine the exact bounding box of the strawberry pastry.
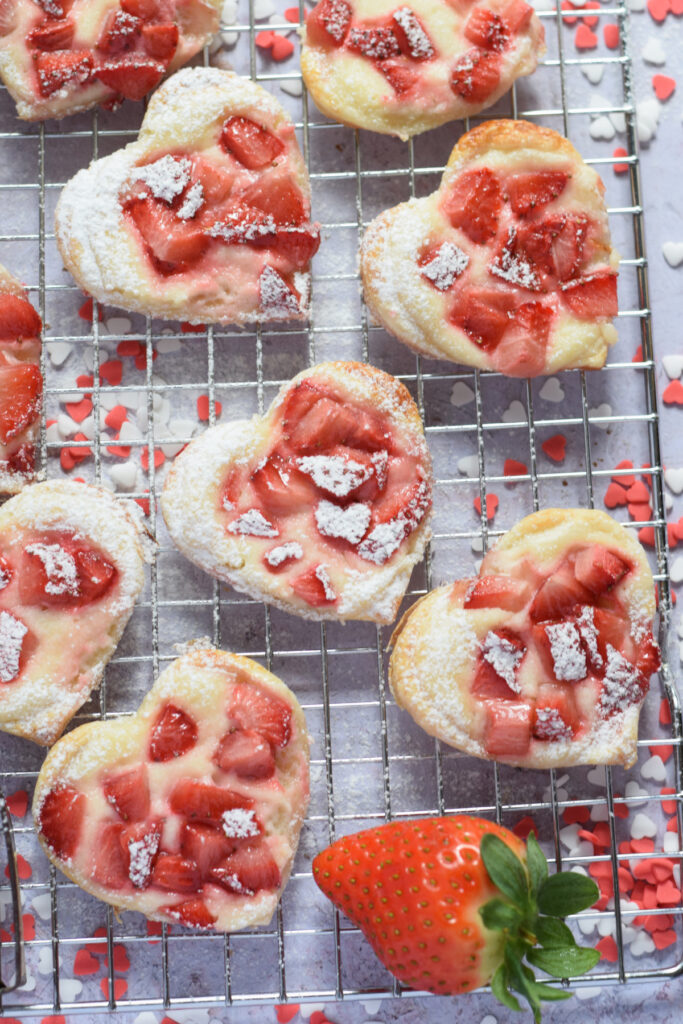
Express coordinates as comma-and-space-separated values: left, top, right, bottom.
0, 480, 145, 745
0, 264, 42, 494
55, 68, 319, 325
0, 0, 221, 120
361, 121, 619, 376
301, 0, 544, 138
161, 361, 433, 623
33, 646, 310, 931
389, 509, 659, 768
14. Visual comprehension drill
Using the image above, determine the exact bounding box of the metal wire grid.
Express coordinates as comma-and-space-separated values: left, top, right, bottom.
0, 0, 680, 1014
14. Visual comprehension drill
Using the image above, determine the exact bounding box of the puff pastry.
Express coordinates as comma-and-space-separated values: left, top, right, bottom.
361, 121, 620, 376
0, 480, 145, 745
0, 0, 221, 120
162, 361, 433, 624
301, 0, 545, 138
55, 68, 320, 325
0, 264, 42, 494
33, 646, 310, 932
389, 509, 659, 769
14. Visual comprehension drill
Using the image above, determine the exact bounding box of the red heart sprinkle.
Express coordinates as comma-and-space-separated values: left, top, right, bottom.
661, 788, 676, 813
40, 1017, 66, 1024
275, 1007, 300, 1023
660, 698, 672, 725
100, 359, 123, 386
309, 1013, 332, 1024
76, 373, 94, 392
111, 944, 130, 973
574, 23, 597, 47
105, 405, 128, 432
613, 146, 629, 173
581, 0, 600, 25
503, 458, 528, 478
604, 482, 628, 508
647, 0, 670, 20
107, 436, 132, 459
596, 935, 618, 961
197, 395, 223, 421
563, 805, 590, 824
271, 33, 295, 60
612, 460, 635, 487
255, 29, 275, 47
649, 743, 673, 761
78, 298, 103, 322
627, 503, 651, 521
6, 790, 28, 817
473, 494, 499, 519
284, 7, 300, 21
141, 448, 165, 472
603, 22, 619, 46
613, 799, 629, 819
60, 449, 76, 472
74, 948, 100, 976
653, 928, 677, 950
541, 433, 566, 462
100, 977, 127, 1000
561, 0, 578, 24
136, 495, 151, 516
638, 526, 655, 546
180, 322, 206, 333
626, 480, 650, 503
512, 816, 538, 839
672, 0, 683, 13
653, 74, 676, 100
117, 340, 143, 358
23, 913, 35, 940
667, 523, 678, 548
65, 397, 93, 423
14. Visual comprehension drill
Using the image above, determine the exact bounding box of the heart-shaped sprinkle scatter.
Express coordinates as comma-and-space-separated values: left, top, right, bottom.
539, 377, 565, 403
664, 468, 683, 494
653, 74, 676, 100
603, 23, 619, 47
275, 1007, 301, 1023
361, 121, 619, 377
590, 116, 615, 142
662, 354, 683, 379
450, 381, 475, 406
541, 433, 566, 462
73, 949, 100, 976
56, 69, 320, 327
662, 242, 683, 268
162, 362, 433, 624
647, 0, 670, 19
642, 36, 666, 63
575, 23, 597, 47
0, 480, 144, 745
389, 508, 659, 769
613, 147, 629, 174
34, 647, 310, 932
474, 495, 499, 520
100, 360, 123, 387
100, 978, 128, 1000
504, 459, 528, 479
663, 380, 683, 404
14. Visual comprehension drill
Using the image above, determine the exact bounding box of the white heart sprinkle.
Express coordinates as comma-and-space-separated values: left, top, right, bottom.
588, 403, 612, 428
156, 336, 182, 354
609, 111, 626, 134
213, 46, 235, 65
502, 400, 527, 423
590, 115, 616, 141
630, 931, 655, 956
570, 865, 588, 876
46, 341, 72, 367
630, 812, 657, 839
480, 1016, 499, 1024
664, 467, 683, 494
587, 766, 606, 786
167, 1011, 211, 1024
79, 415, 95, 440
581, 63, 604, 85
30, 892, 52, 920
471, 535, 484, 553
221, 0, 238, 22
539, 377, 564, 403
281, 80, 303, 97
109, 461, 138, 491
60, 978, 83, 1000
450, 381, 475, 406
570, 839, 594, 858
300, 1006, 326, 1020
361, 1001, 384, 1014
169, 418, 197, 438
665, 492, 673, 511
662, 242, 683, 268
37, 947, 53, 975
640, 754, 667, 782
641, 36, 666, 65
578, 914, 597, 935
669, 555, 683, 584
105, 317, 132, 336
560, 824, 581, 849
664, 832, 680, 854
119, 420, 143, 443
253, 0, 275, 16
627, 0, 645, 9
57, 413, 77, 439
46, 421, 60, 444
82, 347, 95, 371
636, 97, 661, 143
625, 780, 649, 806
662, 354, 683, 379
591, 803, 609, 821
597, 914, 615, 937
458, 454, 480, 477
575, 986, 603, 1000
18, 970, 35, 992
133, 1013, 159, 1024
136, 406, 148, 431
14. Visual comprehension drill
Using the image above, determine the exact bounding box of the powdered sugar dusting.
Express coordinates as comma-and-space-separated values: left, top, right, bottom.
357, 519, 405, 566
128, 830, 161, 888
297, 454, 372, 497
599, 644, 643, 716
534, 706, 572, 741
0, 611, 27, 683
315, 564, 336, 601
481, 631, 524, 691
177, 181, 205, 221
545, 620, 587, 681
577, 604, 602, 669
222, 807, 260, 838
420, 241, 469, 291
265, 542, 303, 567
228, 509, 279, 538
135, 156, 191, 204
314, 500, 371, 545
208, 211, 277, 243
25, 542, 79, 596
490, 228, 540, 290
392, 6, 434, 58
259, 266, 301, 317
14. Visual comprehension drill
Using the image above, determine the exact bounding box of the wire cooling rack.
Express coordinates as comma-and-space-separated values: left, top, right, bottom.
0, 0, 681, 1014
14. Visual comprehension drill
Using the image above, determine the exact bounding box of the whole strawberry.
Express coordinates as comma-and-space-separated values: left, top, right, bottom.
312, 816, 600, 1019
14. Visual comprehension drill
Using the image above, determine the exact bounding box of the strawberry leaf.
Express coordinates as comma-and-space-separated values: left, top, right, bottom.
480, 897, 522, 932
528, 945, 601, 977
505, 946, 542, 1024
491, 963, 522, 1012
481, 833, 529, 909
534, 983, 573, 1002
537, 873, 599, 917
526, 833, 548, 893
534, 915, 576, 948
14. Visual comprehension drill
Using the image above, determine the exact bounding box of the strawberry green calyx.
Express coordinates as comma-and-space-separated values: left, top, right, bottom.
479, 831, 600, 1021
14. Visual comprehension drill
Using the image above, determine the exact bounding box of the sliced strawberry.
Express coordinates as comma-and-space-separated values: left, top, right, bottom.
371, 478, 430, 529
533, 686, 579, 741
492, 301, 553, 377
180, 823, 235, 878
214, 728, 276, 779
376, 58, 419, 94
464, 8, 510, 50
229, 684, 292, 748
97, 9, 141, 53
35, 49, 94, 98
38, 785, 85, 859
287, 396, 357, 452
0, 364, 41, 443
483, 701, 532, 758
19, 537, 115, 608
635, 632, 660, 681
120, 0, 158, 16
102, 764, 150, 822
190, 157, 234, 205
443, 167, 503, 245
169, 778, 254, 820
151, 853, 201, 892
592, 607, 631, 665
573, 545, 630, 596
160, 897, 216, 928
0, 293, 41, 340
471, 657, 518, 699
121, 820, 162, 887
561, 271, 618, 319
347, 411, 389, 452
290, 565, 337, 606
220, 116, 285, 170
305, 0, 352, 47
6, 443, 35, 476
464, 574, 531, 611
529, 567, 591, 623
391, 7, 434, 59
27, 16, 74, 50
502, 0, 534, 31
273, 225, 321, 269
507, 171, 569, 218
141, 21, 179, 59
282, 380, 326, 432
95, 57, 165, 101
450, 48, 501, 104
240, 176, 306, 225
74, 547, 116, 602
210, 841, 280, 895
148, 703, 198, 762
514, 215, 586, 282
347, 24, 401, 59
91, 823, 129, 889
127, 197, 208, 268
250, 455, 314, 515
449, 287, 513, 350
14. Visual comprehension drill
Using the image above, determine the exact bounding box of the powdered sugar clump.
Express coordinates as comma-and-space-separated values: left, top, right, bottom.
297, 454, 372, 497
25, 543, 79, 596
357, 520, 405, 565
490, 228, 540, 290
534, 706, 572, 741
314, 500, 371, 545
177, 182, 205, 221
481, 631, 525, 690
222, 807, 260, 839
545, 621, 587, 681
209, 212, 277, 243
0, 564, 10, 590
599, 645, 642, 716
419, 241, 469, 291
259, 266, 301, 317
392, 6, 434, 58
135, 156, 191, 204
577, 605, 602, 669
265, 542, 303, 567
228, 509, 279, 538
0, 612, 27, 683
128, 830, 161, 888
315, 564, 336, 601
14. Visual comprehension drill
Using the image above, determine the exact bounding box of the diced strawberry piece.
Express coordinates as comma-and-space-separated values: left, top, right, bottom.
378, 59, 420, 95
449, 288, 513, 350
38, 785, 85, 859
561, 271, 618, 318
19, 537, 115, 608
210, 841, 280, 895
180, 823, 235, 878
250, 455, 314, 515
0, 364, 41, 443
471, 657, 518, 699
443, 167, 503, 245
229, 684, 292, 748
34, 0, 69, 19
464, 574, 531, 611
592, 607, 630, 665
290, 565, 336, 606
492, 302, 553, 378
35, 49, 94, 98
97, 9, 141, 53
347, 23, 401, 59
127, 197, 208, 268
160, 897, 216, 928
91, 823, 129, 888
464, 8, 510, 50
574, 545, 630, 595
503, 0, 534, 32
169, 778, 254, 820
149, 703, 198, 762
391, 7, 434, 59
372, 478, 430, 530
214, 728, 276, 779
533, 686, 579, 741
190, 157, 233, 205
240, 176, 306, 225
141, 21, 179, 59
120, 819, 162, 887
305, 0, 352, 47
102, 764, 150, 822
274, 225, 321, 269
529, 567, 591, 623
450, 48, 501, 104
287, 396, 357, 451
6, 443, 35, 476
74, 547, 117, 602
0, 293, 41, 340
27, 16, 74, 50
513, 215, 586, 282
635, 632, 659, 681
151, 853, 201, 892
220, 116, 285, 170
259, 266, 301, 317
483, 701, 532, 758
120, 0, 158, 17
507, 171, 569, 218
281, 380, 326, 432
95, 57, 165, 102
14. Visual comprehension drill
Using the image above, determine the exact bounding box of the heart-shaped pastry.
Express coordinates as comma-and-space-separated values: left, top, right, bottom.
0, 264, 42, 494
0, 480, 145, 745
0, 0, 221, 120
301, 0, 544, 138
361, 120, 619, 376
55, 68, 320, 325
33, 646, 310, 931
161, 361, 433, 623
389, 509, 659, 768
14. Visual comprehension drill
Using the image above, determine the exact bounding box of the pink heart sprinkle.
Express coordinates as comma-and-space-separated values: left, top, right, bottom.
653, 74, 676, 100
574, 23, 597, 47
541, 433, 566, 462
